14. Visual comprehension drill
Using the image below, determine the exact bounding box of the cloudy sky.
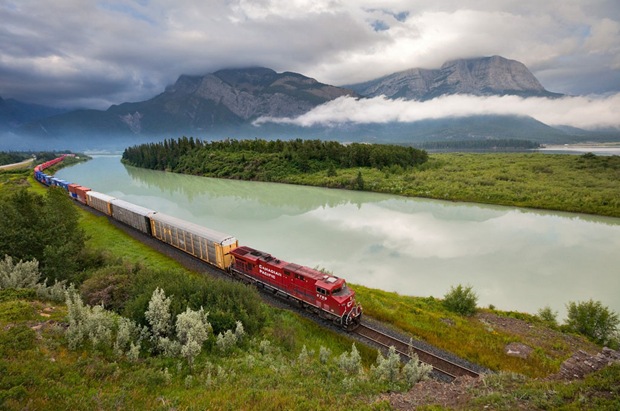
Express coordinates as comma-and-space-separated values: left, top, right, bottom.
1, 0, 619, 128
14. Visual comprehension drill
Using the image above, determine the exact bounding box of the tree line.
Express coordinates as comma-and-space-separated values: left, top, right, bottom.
122, 137, 429, 178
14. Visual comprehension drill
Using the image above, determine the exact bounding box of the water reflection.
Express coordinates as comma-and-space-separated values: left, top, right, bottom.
123, 162, 385, 215
56, 155, 620, 318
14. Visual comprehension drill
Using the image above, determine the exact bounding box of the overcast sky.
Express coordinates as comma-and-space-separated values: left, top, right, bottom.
1, 0, 619, 124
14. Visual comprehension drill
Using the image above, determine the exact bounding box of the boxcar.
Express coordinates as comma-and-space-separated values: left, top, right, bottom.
75, 186, 91, 204
110, 198, 156, 235
148, 212, 238, 270
68, 184, 80, 199
86, 191, 116, 215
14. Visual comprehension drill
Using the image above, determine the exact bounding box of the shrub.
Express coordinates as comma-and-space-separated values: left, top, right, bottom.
65, 287, 116, 351
537, 305, 559, 327
564, 299, 619, 346
216, 329, 237, 353
372, 346, 401, 386
0, 255, 40, 289
176, 306, 211, 369
443, 284, 478, 316
319, 346, 332, 364
402, 353, 432, 386
145, 287, 173, 349
337, 343, 362, 375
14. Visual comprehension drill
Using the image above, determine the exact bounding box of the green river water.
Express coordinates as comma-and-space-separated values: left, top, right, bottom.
56, 155, 620, 319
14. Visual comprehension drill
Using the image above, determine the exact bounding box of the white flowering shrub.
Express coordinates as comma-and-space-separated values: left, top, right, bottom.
319, 346, 331, 364
338, 343, 362, 375
298, 345, 310, 364
114, 317, 144, 359
216, 329, 237, 353
259, 339, 271, 355
234, 320, 245, 342
65, 287, 87, 349
402, 353, 432, 386
35, 278, 67, 302
145, 288, 173, 338
0, 255, 40, 289
371, 346, 401, 385
176, 307, 211, 369
64, 287, 115, 350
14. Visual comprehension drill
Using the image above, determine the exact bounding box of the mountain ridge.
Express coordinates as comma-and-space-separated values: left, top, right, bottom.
346, 56, 563, 100
5, 56, 615, 149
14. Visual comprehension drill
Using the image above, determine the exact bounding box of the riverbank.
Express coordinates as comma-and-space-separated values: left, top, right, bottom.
279, 152, 620, 218
121, 139, 620, 218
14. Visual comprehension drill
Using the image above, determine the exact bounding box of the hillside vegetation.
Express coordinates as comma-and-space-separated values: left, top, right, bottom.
123, 138, 620, 217
1, 160, 619, 410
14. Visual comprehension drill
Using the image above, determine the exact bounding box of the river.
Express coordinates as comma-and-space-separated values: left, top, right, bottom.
56, 155, 620, 319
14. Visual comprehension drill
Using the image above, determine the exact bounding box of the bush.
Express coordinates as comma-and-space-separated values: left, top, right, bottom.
564, 299, 619, 346
0, 255, 40, 289
537, 305, 559, 328
443, 284, 478, 316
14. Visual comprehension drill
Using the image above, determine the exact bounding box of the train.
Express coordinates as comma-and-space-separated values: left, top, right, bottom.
33, 155, 363, 329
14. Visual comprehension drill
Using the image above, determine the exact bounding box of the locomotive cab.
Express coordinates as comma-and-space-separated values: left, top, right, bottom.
229, 246, 362, 330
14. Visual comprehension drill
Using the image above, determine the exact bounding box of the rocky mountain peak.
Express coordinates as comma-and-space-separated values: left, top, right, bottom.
347, 56, 560, 100
213, 67, 279, 89
104, 67, 356, 134
431, 55, 547, 97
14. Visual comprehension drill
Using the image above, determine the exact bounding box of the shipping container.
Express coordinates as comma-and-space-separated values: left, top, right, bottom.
56, 179, 70, 190
75, 186, 91, 204
148, 212, 238, 270
86, 191, 116, 215
110, 198, 156, 235
68, 183, 80, 199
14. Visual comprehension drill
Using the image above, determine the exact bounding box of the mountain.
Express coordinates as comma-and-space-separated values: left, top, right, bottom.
19, 67, 356, 138
346, 56, 562, 100
0, 96, 68, 132
11, 58, 616, 150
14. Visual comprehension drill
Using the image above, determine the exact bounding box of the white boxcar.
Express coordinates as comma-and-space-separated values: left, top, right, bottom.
110, 198, 156, 235
86, 191, 116, 215
148, 212, 238, 270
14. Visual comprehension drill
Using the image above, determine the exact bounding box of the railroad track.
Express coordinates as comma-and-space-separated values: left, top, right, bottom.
353, 323, 481, 381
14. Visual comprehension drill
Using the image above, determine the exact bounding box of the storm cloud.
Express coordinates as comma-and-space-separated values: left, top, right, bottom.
1, 0, 619, 112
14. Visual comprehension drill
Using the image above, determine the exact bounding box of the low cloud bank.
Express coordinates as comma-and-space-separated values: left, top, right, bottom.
254, 93, 620, 130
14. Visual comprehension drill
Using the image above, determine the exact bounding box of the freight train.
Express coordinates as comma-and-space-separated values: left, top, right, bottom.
33, 156, 362, 329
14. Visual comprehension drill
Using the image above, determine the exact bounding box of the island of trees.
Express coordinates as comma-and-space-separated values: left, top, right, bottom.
122, 138, 429, 187
122, 137, 620, 218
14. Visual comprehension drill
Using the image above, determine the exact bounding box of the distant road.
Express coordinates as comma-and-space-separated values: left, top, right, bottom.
0, 158, 34, 170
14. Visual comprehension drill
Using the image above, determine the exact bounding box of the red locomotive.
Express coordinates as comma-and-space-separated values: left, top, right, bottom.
229, 246, 362, 329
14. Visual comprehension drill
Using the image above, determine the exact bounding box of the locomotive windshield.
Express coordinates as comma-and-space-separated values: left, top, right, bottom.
332, 282, 352, 296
